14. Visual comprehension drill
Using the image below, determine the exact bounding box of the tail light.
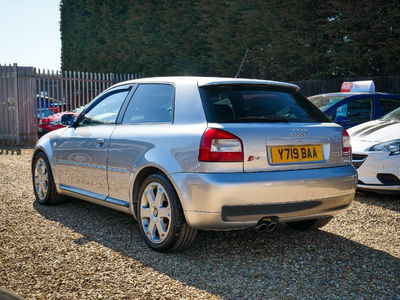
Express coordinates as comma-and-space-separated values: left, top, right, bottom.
199, 128, 243, 162
342, 129, 351, 156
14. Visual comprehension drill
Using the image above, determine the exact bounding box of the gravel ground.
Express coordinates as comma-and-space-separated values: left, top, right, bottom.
0, 148, 399, 299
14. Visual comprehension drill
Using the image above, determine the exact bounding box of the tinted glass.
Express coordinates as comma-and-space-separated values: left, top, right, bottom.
336, 98, 372, 123
381, 107, 400, 121
308, 95, 345, 110
380, 98, 400, 115
200, 86, 330, 123
79, 89, 129, 126
122, 84, 174, 124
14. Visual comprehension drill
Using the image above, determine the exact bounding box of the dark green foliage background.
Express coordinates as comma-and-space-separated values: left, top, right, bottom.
60, 0, 400, 80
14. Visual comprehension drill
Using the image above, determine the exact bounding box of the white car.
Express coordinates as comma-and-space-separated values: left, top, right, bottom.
348, 107, 400, 194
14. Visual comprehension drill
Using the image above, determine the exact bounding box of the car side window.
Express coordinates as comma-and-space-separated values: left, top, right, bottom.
122, 84, 174, 124
79, 89, 129, 126
336, 98, 373, 123
380, 98, 400, 116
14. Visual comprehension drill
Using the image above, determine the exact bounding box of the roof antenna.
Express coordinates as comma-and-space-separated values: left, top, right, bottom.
235, 48, 249, 78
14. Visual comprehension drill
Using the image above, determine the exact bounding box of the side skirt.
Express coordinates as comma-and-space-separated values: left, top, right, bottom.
59, 184, 131, 214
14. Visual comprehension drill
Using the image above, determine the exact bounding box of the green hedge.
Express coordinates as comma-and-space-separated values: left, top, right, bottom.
61, 0, 400, 80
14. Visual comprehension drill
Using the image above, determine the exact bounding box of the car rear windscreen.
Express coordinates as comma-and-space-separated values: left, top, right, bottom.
199, 85, 331, 123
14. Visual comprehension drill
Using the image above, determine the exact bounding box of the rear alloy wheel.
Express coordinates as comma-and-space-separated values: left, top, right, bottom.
32, 152, 64, 205
286, 217, 333, 231
137, 174, 197, 252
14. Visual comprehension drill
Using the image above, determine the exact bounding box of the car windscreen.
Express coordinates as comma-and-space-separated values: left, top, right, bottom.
308, 95, 345, 110
199, 85, 330, 123
381, 107, 400, 121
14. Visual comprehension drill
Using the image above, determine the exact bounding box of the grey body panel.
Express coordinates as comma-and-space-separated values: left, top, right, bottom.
55, 125, 115, 197
107, 123, 206, 201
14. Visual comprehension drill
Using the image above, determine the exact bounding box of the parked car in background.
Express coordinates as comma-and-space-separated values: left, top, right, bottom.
36, 107, 55, 119
37, 106, 84, 137
36, 95, 66, 117
348, 107, 400, 194
308, 81, 400, 128
32, 77, 357, 252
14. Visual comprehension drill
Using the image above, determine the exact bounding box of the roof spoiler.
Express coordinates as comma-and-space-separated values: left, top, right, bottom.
198, 80, 300, 92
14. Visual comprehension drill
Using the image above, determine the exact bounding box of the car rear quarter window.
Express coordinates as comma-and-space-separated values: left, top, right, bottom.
199, 86, 330, 123
122, 84, 174, 124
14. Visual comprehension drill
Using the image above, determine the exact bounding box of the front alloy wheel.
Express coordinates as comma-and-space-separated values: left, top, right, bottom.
34, 157, 49, 201
32, 152, 64, 205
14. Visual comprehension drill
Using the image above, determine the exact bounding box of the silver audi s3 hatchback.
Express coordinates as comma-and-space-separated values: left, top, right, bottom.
32, 77, 357, 251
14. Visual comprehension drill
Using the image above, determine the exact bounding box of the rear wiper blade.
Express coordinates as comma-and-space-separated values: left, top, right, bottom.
237, 115, 290, 122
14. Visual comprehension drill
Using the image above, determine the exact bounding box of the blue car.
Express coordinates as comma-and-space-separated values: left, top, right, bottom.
309, 91, 400, 128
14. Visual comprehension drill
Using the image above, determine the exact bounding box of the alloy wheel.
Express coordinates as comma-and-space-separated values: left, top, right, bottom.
140, 182, 172, 243
34, 157, 49, 200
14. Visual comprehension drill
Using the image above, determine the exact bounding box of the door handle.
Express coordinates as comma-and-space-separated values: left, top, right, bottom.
96, 138, 105, 145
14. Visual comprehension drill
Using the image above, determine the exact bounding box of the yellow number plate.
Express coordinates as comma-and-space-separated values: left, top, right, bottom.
270, 145, 324, 164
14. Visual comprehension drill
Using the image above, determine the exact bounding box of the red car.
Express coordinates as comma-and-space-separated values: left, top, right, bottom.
37, 111, 78, 138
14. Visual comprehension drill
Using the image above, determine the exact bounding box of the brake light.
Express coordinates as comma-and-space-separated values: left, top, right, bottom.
199, 128, 243, 162
342, 129, 351, 156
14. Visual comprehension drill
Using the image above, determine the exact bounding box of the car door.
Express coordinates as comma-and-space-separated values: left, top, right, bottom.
55, 85, 132, 198
107, 83, 175, 203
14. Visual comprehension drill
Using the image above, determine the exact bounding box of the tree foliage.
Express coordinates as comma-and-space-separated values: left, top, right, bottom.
60, 0, 400, 80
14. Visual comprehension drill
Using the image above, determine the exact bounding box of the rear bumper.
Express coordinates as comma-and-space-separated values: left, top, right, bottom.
171, 165, 357, 230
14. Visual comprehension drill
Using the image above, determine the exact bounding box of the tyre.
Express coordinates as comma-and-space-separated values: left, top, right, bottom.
286, 217, 333, 231
32, 152, 64, 205
136, 173, 197, 252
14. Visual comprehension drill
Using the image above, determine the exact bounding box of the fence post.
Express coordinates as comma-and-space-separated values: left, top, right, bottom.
12, 63, 20, 145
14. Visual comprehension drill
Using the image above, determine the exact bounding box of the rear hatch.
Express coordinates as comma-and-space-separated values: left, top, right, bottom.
199, 84, 349, 172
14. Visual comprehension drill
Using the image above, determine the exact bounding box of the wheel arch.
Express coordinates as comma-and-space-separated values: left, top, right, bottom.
32, 142, 59, 187
32, 146, 52, 172
130, 165, 184, 220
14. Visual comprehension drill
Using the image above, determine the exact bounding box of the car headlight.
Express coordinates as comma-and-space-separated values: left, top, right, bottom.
49, 120, 60, 125
369, 139, 400, 156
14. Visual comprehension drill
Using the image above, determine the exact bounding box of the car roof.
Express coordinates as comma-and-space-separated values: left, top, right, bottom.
113, 76, 300, 91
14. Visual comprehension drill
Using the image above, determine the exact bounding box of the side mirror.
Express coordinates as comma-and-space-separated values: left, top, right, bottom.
334, 115, 350, 124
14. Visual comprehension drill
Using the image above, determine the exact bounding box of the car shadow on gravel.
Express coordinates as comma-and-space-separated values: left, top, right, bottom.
356, 191, 400, 213
34, 198, 400, 299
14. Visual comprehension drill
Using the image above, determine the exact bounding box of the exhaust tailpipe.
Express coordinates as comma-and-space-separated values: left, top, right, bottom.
255, 219, 277, 232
